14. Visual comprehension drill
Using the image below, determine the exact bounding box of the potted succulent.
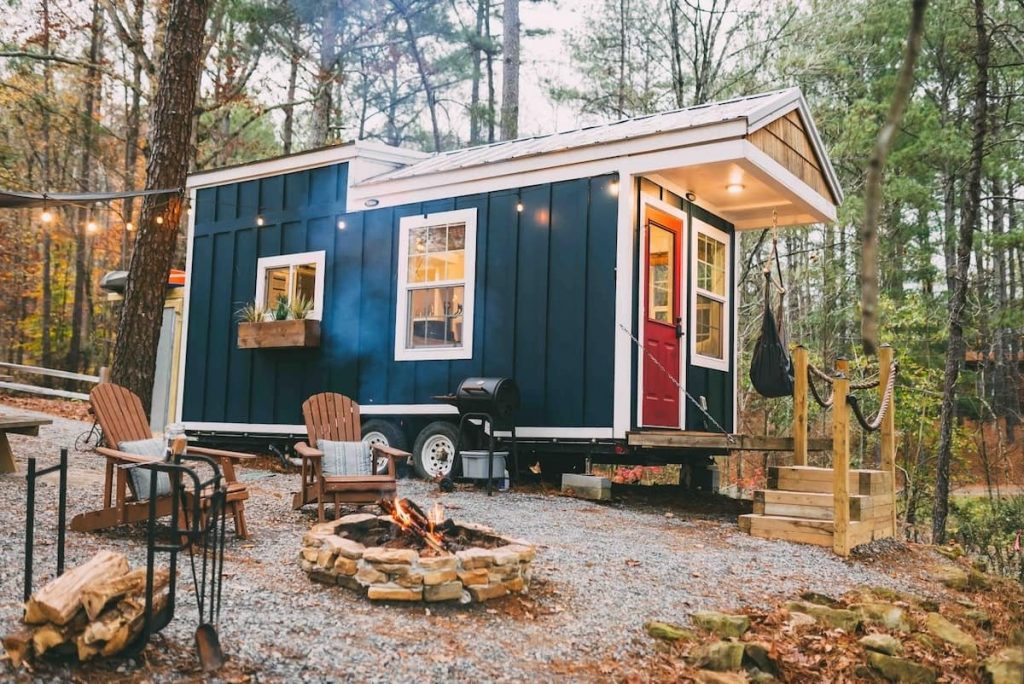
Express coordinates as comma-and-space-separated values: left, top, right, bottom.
236, 295, 320, 349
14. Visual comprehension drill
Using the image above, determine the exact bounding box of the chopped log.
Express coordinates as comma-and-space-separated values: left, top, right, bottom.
3, 628, 33, 668
25, 551, 129, 625
82, 568, 168, 621
31, 610, 88, 657
379, 498, 449, 554
80, 590, 168, 660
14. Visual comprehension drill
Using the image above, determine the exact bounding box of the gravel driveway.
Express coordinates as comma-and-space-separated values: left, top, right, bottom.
0, 409, 924, 682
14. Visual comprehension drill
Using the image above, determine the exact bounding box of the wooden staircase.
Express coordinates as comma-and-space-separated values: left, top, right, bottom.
739, 466, 896, 549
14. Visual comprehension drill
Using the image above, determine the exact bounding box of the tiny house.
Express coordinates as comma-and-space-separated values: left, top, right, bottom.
177, 87, 842, 478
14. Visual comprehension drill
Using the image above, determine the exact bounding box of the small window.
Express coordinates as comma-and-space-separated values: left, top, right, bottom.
647, 225, 675, 324
691, 221, 730, 370
254, 251, 326, 320
395, 209, 477, 361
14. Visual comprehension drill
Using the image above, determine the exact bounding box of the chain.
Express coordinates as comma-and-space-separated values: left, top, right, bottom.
618, 324, 736, 443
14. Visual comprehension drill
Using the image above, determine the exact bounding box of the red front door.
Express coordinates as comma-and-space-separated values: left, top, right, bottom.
642, 207, 684, 427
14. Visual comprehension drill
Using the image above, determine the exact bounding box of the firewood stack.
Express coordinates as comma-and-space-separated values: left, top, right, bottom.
2, 551, 169, 668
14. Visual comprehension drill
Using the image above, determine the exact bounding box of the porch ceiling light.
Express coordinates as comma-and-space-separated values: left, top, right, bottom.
726, 183, 745, 194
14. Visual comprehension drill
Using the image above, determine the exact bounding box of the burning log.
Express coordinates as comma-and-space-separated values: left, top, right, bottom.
379, 498, 450, 554
3, 552, 168, 668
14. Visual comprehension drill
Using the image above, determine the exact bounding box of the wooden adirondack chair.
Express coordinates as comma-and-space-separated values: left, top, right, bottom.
293, 393, 410, 521
71, 383, 253, 538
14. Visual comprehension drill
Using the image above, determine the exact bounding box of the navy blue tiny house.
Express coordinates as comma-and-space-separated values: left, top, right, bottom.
177, 89, 843, 476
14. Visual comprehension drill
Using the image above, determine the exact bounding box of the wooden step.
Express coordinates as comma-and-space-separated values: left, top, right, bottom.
753, 490, 893, 522
767, 466, 891, 495
739, 513, 894, 548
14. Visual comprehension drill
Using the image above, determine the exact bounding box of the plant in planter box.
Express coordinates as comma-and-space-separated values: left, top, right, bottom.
235, 301, 267, 324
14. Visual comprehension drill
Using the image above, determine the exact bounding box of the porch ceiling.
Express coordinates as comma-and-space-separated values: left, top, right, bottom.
648, 155, 837, 231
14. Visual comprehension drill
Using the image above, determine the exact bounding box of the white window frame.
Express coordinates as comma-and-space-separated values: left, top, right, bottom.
254, 250, 327, 321
690, 218, 731, 372
394, 208, 477, 361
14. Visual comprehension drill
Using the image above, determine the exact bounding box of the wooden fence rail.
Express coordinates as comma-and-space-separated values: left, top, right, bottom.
0, 363, 103, 401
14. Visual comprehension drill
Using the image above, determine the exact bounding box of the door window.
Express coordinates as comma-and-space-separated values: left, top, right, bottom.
648, 225, 675, 324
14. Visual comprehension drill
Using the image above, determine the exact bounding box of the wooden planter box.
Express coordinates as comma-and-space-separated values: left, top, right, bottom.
237, 319, 320, 349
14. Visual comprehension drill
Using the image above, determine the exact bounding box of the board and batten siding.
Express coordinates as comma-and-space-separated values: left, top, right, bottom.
183, 162, 618, 428
637, 178, 736, 433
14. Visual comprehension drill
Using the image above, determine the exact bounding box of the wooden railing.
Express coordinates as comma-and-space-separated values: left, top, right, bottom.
791, 345, 898, 556
0, 362, 102, 401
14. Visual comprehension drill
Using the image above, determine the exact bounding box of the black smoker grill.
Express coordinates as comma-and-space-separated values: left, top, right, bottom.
435, 377, 519, 495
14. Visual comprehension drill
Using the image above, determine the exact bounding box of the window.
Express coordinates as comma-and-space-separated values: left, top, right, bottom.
395, 209, 477, 361
691, 221, 730, 370
647, 225, 675, 324
254, 251, 326, 320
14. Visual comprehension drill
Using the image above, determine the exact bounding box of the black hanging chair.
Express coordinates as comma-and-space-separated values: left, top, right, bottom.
749, 231, 794, 398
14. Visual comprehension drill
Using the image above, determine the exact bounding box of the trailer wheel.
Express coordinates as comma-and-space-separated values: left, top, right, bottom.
362, 419, 407, 475
412, 421, 460, 480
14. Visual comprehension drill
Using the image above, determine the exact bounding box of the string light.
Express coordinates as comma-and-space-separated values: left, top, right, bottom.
40, 209, 53, 224
125, 222, 134, 232
256, 214, 264, 226
155, 216, 164, 225
516, 196, 524, 213
337, 219, 346, 230
609, 180, 620, 196
86, 221, 98, 234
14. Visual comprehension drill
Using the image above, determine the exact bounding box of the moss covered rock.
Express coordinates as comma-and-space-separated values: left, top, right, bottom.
690, 611, 751, 639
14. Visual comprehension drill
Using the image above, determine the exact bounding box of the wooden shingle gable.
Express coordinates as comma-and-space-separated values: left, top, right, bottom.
747, 109, 838, 204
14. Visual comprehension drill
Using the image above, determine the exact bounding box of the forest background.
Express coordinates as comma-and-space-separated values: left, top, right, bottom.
0, 0, 1022, 561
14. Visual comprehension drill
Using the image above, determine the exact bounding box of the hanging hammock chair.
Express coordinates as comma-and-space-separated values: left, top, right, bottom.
749, 218, 795, 398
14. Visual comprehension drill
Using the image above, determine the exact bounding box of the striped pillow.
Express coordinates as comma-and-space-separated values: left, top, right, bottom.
319, 440, 372, 477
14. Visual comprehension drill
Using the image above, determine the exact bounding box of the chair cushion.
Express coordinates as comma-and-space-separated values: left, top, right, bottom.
119, 437, 171, 500
319, 440, 372, 477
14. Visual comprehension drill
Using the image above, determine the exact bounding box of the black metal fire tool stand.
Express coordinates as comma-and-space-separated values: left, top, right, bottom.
24, 449, 69, 602
454, 413, 518, 496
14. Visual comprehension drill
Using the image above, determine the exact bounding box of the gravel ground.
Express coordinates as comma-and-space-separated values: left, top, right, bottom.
1, 408, 936, 682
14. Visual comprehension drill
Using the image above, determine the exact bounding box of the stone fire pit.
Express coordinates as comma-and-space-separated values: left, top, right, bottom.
298, 510, 536, 603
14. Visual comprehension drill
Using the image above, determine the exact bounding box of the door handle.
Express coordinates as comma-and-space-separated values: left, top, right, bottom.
675, 317, 685, 339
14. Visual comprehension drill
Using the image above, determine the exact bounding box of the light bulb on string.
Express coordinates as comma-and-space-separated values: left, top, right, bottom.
337, 219, 346, 230
256, 214, 265, 226
155, 216, 164, 225
86, 221, 98, 234
40, 209, 53, 224
125, 222, 134, 232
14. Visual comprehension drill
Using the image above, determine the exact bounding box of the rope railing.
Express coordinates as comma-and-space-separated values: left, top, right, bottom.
847, 360, 899, 432
807, 361, 880, 391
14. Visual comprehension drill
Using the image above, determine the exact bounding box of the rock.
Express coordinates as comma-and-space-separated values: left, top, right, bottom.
355, 566, 388, 586
690, 611, 751, 638
333, 556, 358, 575
300, 547, 320, 563
786, 612, 816, 629
316, 548, 337, 569
693, 671, 747, 684
395, 572, 424, 588
644, 621, 697, 642
749, 672, 776, 683
362, 548, 418, 565
860, 633, 903, 656
367, 585, 422, 601
491, 548, 521, 566
467, 582, 510, 602
422, 569, 457, 586
335, 513, 379, 529
853, 602, 909, 631
922, 612, 977, 657
786, 601, 862, 633
868, 586, 911, 603
374, 563, 413, 575
309, 569, 335, 585
866, 652, 936, 684
799, 591, 840, 607
743, 641, 777, 675
323, 535, 365, 560
503, 576, 525, 593
984, 647, 1024, 684
693, 641, 745, 672
419, 555, 457, 571
502, 544, 536, 562
929, 565, 968, 590
962, 609, 991, 629
934, 545, 964, 560
457, 548, 496, 570
457, 569, 489, 586
966, 568, 990, 590
424, 581, 464, 602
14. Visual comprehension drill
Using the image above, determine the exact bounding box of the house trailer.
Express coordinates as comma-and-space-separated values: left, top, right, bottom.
176, 87, 842, 479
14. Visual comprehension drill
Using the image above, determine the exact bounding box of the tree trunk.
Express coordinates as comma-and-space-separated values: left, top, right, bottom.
121, 0, 144, 270
858, 0, 928, 356
283, 45, 300, 154
932, 0, 989, 544
499, 0, 520, 140
67, 0, 104, 374
668, 0, 684, 108
310, 2, 339, 147
469, 0, 485, 145
485, 5, 496, 143
40, 0, 53, 369
393, 0, 441, 151
111, 0, 211, 414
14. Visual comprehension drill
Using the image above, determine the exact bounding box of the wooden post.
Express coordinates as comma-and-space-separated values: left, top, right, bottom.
98, 367, 110, 384
832, 358, 850, 557
879, 345, 897, 538
793, 346, 809, 466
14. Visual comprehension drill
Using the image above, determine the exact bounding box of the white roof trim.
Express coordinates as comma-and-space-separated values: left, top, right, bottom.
185, 140, 429, 190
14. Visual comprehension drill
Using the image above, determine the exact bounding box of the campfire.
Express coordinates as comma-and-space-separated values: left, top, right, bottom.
299, 499, 536, 603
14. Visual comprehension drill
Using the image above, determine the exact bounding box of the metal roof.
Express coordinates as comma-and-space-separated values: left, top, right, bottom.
357, 88, 812, 186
